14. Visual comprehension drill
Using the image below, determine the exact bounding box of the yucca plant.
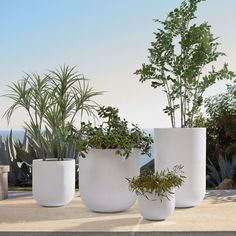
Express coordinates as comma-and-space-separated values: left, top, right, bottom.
3, 65, 102, 161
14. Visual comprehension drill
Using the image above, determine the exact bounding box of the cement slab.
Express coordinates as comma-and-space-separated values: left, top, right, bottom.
0, 190, 235, 235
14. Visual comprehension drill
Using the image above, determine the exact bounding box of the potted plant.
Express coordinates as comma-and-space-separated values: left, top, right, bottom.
127, 165, 185, 220
134, 0, 235, 207
3, 65, 102, 206
78, 106, 153, 212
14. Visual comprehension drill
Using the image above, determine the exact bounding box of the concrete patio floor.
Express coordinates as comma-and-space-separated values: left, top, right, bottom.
0, 190, 236, 235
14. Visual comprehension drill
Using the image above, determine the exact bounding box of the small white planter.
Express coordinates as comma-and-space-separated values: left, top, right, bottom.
0, 165, 10, 200
154, 128, 206, 207
33, 158, 75, 207
138, 192, 175, 220
79, 149, 139, 212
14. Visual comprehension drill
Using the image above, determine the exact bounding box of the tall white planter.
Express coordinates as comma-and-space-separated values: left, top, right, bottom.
79, 149, 139, 212
33, 158, 75, 207
154, 128, 206, 207
138, 192, 175, 220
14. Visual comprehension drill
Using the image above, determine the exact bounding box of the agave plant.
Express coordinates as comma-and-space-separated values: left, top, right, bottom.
3, 65, 102, 161
207, 154, 236, 187
0, 131, 35, 187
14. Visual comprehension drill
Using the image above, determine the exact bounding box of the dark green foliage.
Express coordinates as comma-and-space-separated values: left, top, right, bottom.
78, 106, 153, 159
127, 165, 185, 201
0, 131, 35, 187
194, 85, 236, 162
3, 65, 102, 161
135, 0, 235, 128
207, 154, 236, 187
194, 84, 236, 188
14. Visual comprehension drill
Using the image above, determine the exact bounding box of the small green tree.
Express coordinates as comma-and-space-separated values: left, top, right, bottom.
135, 0, 235, 128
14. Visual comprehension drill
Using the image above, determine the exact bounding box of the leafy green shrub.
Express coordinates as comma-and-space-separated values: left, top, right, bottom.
127, 165, 185, 201
78, 106, 153, 159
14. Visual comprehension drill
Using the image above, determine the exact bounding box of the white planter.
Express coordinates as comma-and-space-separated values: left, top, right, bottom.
0, 165, 10, 200
33, 158, 75, 207
138, 192, 175, 220
79, 149, 139, 212
154, 128, 206, 207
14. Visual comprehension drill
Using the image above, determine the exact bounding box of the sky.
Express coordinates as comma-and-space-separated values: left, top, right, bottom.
1, 0, 236, 129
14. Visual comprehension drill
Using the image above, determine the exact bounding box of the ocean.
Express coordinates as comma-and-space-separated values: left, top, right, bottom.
0, 129, 154, 167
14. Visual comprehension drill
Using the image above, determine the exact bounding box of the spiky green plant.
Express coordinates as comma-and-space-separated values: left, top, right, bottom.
127, 165, 185, 201
0, 131, 35, 187
207, 154, 236, 187
3, 65, 102, 161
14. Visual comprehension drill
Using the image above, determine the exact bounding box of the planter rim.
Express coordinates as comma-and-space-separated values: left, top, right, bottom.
85, 148, 140, 158
88, 148, 139, 151
138, 194, 172, 201
154, 127, 206, 130
0, 165, 10, 173
33, 158, 75, 163
137, 193, 159, 201
137, 189, 175, 200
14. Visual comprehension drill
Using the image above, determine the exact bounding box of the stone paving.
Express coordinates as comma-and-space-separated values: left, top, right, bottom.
0, 190, 235, 235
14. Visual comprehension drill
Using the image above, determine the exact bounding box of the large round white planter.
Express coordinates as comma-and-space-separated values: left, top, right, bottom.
138, 192, 175, 220
33, 158, 75, 207
154, 128, 206, 207
79, 149, 139, 212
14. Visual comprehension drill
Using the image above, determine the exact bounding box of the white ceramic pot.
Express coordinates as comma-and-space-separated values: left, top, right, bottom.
154, 128, 206, 207
33, 158, 75, 207
138, 192, 175, 220
79, 149, 139, 212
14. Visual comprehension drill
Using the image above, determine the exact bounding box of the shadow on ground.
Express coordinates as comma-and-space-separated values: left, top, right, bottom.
204, 190, 236, 204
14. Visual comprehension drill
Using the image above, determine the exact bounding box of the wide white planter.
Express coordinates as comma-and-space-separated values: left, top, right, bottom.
138, 192, 175, 220
79, 149, 139, 212
33, 158, 75, 207
154, 128, 206, 207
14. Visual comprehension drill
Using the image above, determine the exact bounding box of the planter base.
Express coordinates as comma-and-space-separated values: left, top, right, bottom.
138, 193, 175, 220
